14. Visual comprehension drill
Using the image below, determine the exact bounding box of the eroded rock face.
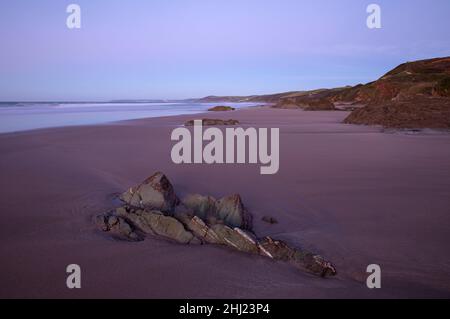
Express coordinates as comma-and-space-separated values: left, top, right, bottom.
182, 194, 217, 221
182, 194, 253, 231
95, 213, 142, 242
102, 206, 199, 245
181, 215, 223, 245
259, 237, 337, 277
216, 195, 253, 230
262, 216, 278, 224
211, 224, 259, 254
96, 172, 337, 278
120, 172, 180, 213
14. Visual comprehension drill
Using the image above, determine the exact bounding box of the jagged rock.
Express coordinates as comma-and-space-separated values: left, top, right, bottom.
262, 216, 278, 224
182, 194, 253, 230
94, 213, 142, 242
216, 195, 253, 231
143, 212, 199, 245
208, 106, 236, 112
114, 206, 156, 235
114, 207, 198, 245
259, 237, 337, 277
211, 224, 259, 254
120, 172, 180, 213
184, 119, 240, 126
182, 194, 217, 220
181, 215, 223, 244
97, 171, 337, 278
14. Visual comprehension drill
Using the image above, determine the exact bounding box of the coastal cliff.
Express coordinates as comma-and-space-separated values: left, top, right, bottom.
196, 57, 450, 128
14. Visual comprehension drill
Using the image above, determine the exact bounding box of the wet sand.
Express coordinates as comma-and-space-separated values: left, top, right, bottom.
1, 107, 450, 298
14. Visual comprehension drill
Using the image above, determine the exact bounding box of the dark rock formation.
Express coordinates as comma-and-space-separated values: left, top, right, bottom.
262, 216, 278, 224
120, 172, 180, 213
182, 194, 217, 221
184, 119, 240, 126
179, 215, 224, 245
215, 194, 253, 230
207, 106, 236, 112
182, 193, 253, 230
344, 96, 450, 129
259, 237, 337, 277
114, 206, 199, 244
211, 224, 260, 254
96, 172, 337, 278
95, 213, 142, 242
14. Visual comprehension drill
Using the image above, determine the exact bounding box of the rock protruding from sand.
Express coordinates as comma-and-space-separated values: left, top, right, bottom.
184, 119, 239, 126
183, 193, 253, 230
259, 237, 337, 277
216, 194, 253, 230
97, 172, 336, 278
120, 172, 180, 213
95, 213, 143, 241
207, 106, 236, 112
262, 216, 278, 224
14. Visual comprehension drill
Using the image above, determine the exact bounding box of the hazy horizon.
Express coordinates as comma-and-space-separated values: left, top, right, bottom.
1, 0, 450, 101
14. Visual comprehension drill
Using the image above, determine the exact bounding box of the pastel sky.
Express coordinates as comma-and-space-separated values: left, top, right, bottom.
1, 0, 450, 101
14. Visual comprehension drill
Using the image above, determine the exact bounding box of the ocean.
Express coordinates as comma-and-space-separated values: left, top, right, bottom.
0, 102, 261, 134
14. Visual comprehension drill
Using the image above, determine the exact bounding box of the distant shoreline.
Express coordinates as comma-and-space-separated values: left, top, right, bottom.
0, 101, 264, 135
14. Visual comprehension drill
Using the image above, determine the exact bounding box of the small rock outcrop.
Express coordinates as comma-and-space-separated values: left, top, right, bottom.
96, 172, 337, 278
207, 106, 236, 112
184, 119, 240, 126
262, 216, 278, 224
120, 172, 180, 213
114, 206, 199, 244
95, 213, 142, 242
182, 194, 217, 221
259, 237, 337, 277
215, 194, 253, 230
183, 193, 252, 230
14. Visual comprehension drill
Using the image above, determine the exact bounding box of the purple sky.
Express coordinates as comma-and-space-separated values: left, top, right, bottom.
1, 0, 449, 101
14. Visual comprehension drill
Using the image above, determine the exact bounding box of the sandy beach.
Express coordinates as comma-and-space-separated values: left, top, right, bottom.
1, 107, 450, 299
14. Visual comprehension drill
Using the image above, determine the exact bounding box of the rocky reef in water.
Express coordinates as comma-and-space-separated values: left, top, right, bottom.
95, 172, 337, 278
